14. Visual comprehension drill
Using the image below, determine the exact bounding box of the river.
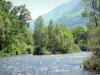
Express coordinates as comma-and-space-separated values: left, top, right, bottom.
0, 52, 98, 75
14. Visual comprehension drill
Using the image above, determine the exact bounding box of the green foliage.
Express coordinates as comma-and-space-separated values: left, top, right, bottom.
88, 27, 100, 51
84, 55, 100, 72
33, 46, 52, 55
83, 0, 100, 72
72, 27, 87, 41
0, 0, 33, 56
9, 44, 21, 55
19, 42, 27, 54
25, 45, 34, 54
68, 44, 81, 53
84, 26, 100, 72
23, 26, 33, 45
51, 24, 79, 53
41, 47, 52, 55
33, 16, 81, 55
82, 0, 100, 26
0, 0, 82, 56
34, 16, 48, 48
0, 51, 4, 57
84, 23, 100, 70
33, 46, 44, 55
72, 27, 88, 51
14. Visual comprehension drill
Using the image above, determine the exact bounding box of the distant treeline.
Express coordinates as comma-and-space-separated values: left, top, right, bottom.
33, 16, 88, 55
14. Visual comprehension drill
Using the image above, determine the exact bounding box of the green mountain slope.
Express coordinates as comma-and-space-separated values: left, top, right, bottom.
43, 0, 87, 28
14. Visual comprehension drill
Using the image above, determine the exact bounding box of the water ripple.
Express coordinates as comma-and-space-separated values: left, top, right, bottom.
0, 52, 95, 75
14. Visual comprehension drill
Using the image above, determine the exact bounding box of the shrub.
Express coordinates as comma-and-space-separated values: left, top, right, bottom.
68, 44, 81, 53
84, 58, 92, 69
0, 51, 3, 56
33, 47, 51, 55
19, 42, 27, 54
84, 55, 100, 72
33, 46, 44, 55
42, 47, 52, 55
25, 45, 34, 54
10, 44, 21, 56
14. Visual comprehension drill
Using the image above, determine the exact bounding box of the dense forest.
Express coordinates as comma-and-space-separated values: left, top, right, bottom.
0, 0, 88, 56
0, 0, 33, 56
33, 16, 85, 55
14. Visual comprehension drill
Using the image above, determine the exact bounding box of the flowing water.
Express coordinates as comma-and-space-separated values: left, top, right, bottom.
0, 52, 98, 75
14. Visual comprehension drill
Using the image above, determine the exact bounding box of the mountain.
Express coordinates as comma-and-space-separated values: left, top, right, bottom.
43, 0, 87, 28
56, 0, 87, 28
30, 0, 87, 30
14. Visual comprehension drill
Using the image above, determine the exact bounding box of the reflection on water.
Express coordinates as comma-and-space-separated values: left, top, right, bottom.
0, 52, 98, 75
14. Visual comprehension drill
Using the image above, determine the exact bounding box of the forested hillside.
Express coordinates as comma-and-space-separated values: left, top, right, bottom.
43, 0, 87, 27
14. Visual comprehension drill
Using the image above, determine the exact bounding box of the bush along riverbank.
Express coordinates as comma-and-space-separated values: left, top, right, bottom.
84, 52, 100, 73
83, 27, 100, 73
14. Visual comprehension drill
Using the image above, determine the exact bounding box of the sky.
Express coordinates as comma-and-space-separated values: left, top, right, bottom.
8, 0, 72, 19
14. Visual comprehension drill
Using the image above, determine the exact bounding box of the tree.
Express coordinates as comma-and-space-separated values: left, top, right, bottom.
0, 0, 33, 56
34, 16, 48, 47
82, 0, 100, 26
0, 15, 5, 50
23, 26, 33, 45
51, 24, 80, 53
0, 0, 13, 13
72, 27, 88, 51
48, 20, 55, 50
18, 5, 32, 27
83, 0, 100, 72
